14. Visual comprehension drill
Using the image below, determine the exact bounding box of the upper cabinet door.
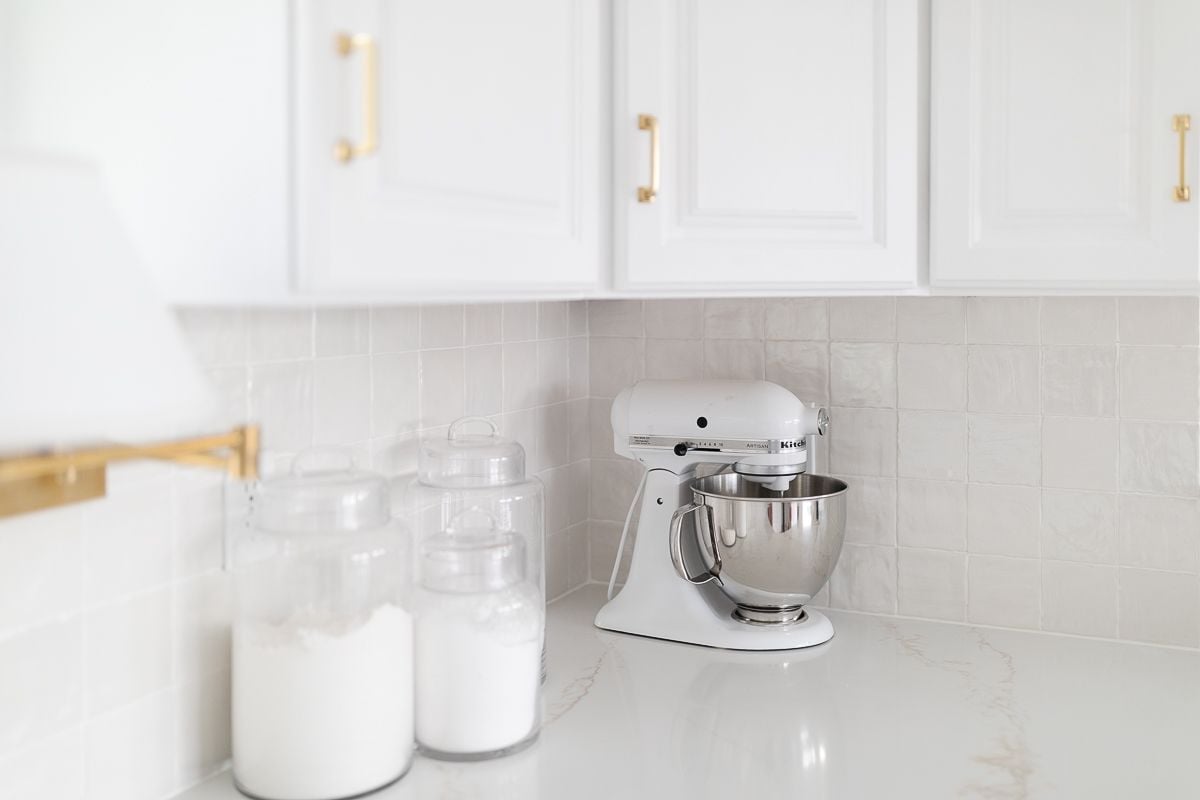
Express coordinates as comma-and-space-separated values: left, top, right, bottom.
932, 0, 1200, 289
296, 1, 605, 298
3, 0, 291, 305
615, 0, 922, 292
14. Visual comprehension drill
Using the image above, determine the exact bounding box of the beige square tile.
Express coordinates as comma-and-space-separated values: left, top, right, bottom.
1041, 298, 1117, 345
967, 555, 1040, 629
370, 307, 420, 353
83, 490, 170, 605
968, 415, 1040, 486
0, 727, 84, 800
967, 346, 1039, 414
1042, 417, 1118, 491
840, 475, 897, 546
898, 479, 966, 551
370, 352, 418, 439
829, 407, 897, 477
967, 484, 1039, 558
1119, 347, 1200, 421
567, 398, 590, 463
1042, 346, 1117, 417
704, 340, 764, 380
1041, 490, 1118, 564
537, 301, 569, 339
644, 299, 704, 339
419, 348, 466, 428
568, 301, 589, 337
537, 404, 571, 471
589, 338, 643, 399
766, 341, 829, 404
315, 308, 369, 356
830, 544, 896, 613
1119, 421, 1200, 497
464, 303, 502, 345
645, 339, 704, 380
966, 297, 1039, 344
898, 411, 967, 481
831, 343, 896, 408
568, 337, 589, 400
704, 298, 764, 339
1042, 561, 1118, 637
312, 356, 370, 445
765, 298, 829, 341
502, 302, 539, 341
248, 361, 313, 452
419, 304, 464, 348
464, 345, 502, 417
588, 300, 643, 337
84, 692, 174, 800
173, 571, 231, 682
537, 339, 570, 406
1118, 297, 1200, 346
898, 344, 967, 410
830, 298, 896, 342
174, 671, 232, 789
1118, 494, 1200, 573
897, 297, 965, 344
898, 548, 966, 621
0, 619, 82, 752
589, 459, 643, 523
247, 309, 312, 361
589, 397, 616, 459
85, 590, 171, 715
1118, 568, 1200, 646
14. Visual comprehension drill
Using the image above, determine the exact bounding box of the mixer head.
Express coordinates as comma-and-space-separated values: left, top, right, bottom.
610, 379, 829, 483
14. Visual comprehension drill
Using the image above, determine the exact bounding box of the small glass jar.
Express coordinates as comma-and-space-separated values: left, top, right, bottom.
401, 417, 545, 759
416, 512, 543, 759
233, 451, 414, 800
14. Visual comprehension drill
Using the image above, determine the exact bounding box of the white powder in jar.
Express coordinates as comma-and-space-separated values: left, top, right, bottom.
233, 603, 414, 800
416, 588, 542, 757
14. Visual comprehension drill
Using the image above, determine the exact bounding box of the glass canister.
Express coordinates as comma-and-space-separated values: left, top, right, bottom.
233, 451, 414, 800
416, 512, 543, 758
403, 417, 545, 759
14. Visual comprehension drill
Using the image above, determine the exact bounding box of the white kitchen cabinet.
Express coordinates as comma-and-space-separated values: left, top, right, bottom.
295, 1, 606, 297
614, 0, 923, 292
2, 0, 292, 305
931, 0, 1200, 290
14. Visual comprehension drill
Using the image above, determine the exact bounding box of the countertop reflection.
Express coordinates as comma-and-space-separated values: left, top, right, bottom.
178, 585, 1200, 800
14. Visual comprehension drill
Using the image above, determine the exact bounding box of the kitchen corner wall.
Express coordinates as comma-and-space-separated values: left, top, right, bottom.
587, 297, 1200, 649
0, 301, 590, 800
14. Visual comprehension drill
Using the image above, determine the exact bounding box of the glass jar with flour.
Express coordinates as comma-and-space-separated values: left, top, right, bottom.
233, 451, 414, 800
402, 417, 545, 759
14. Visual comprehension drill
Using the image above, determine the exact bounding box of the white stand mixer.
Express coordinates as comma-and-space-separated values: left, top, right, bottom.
594, 380, 841, 651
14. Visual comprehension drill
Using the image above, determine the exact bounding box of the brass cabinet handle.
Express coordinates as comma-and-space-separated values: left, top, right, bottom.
637, 114, 660, 203
1173, 114, 1191, 202
333, 32, 378, 164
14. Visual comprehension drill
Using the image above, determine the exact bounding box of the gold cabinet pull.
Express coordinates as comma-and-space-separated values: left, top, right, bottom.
333, 32, 378, 164
1173, 114, 1191, 202
637, 114, 660, 203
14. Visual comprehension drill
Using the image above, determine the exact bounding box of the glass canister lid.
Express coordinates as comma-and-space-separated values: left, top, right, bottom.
418, 417, 526, 488
421, 510, 526, 593
253, 449, 390, 533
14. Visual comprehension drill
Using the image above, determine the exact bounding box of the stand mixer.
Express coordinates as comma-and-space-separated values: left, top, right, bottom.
594, 380, 848, 650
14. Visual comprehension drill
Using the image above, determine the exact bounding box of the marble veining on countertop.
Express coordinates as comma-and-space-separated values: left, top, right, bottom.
177, 585, 1200, 800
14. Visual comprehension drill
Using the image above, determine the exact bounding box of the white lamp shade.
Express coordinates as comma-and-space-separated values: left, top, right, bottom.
0, 152, 217, 452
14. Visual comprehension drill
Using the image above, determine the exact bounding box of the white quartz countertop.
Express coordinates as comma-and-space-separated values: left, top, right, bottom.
178, 585, 1200, 800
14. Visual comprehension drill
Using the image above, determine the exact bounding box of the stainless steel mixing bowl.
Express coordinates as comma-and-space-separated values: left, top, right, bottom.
669, 473, 848, 624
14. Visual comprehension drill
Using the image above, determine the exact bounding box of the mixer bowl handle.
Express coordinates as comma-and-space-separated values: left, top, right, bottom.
669, 502, 720, 585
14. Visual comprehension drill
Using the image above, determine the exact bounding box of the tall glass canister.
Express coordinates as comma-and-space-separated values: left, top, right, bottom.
402, 417, 545, 760
233, 451, 414, 800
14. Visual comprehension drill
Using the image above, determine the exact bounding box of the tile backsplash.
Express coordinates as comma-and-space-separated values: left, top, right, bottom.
2, 294, 1199, 800
587, 297, 1200, 648
0, 302, 589, 800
